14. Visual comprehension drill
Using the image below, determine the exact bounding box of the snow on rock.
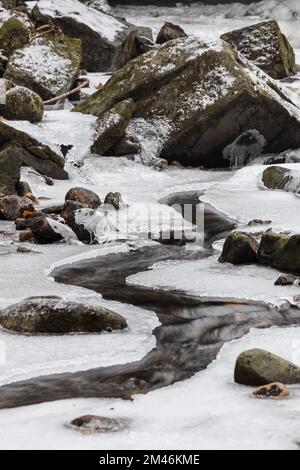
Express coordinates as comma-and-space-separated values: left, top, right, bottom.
29, 0, 146, 72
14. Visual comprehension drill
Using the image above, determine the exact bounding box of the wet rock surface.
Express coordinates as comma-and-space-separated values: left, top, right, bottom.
219, 231, 259, 265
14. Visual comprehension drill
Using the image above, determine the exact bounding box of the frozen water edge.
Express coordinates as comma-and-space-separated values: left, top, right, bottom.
0, 242, 159, 386
1, 325, 300, 450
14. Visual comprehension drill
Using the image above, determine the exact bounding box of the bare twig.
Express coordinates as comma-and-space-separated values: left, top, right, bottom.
43, 80, 90, 105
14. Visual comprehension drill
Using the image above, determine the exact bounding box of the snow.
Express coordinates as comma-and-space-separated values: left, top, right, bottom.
127, 255, 299, 308
9, 38, 76, 96
202, 162, 300, 234
1, 325, 300, 450
27, 0, 126, 43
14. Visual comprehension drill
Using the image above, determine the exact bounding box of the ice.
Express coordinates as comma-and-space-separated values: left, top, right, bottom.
1, 325, 300, 450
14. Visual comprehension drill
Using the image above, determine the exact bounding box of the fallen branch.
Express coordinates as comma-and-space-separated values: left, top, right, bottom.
43, 80, 90, 106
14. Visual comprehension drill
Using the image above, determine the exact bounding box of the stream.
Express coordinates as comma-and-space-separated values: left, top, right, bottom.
0, 193, 300, 410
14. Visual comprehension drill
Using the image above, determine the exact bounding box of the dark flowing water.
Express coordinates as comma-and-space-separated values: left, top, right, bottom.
0, 195, 299, 409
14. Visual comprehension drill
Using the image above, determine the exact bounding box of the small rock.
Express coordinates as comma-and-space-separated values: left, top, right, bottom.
19, 227, 34, 242
247, 219, 272, 226
234, 349, 300, 386
253, 382, 290, 399
104, 192, 128, 210
275, 273, 300, 286
16, 181, 32, 197
156, 22, 188, 45
219, 231, 259, 265
61, 200, 93, 243
0, 297, 127, 334
68, 415, 128, 434
15, 212, 63, 244
0, 195, 35, 220
65, 187, 101, 209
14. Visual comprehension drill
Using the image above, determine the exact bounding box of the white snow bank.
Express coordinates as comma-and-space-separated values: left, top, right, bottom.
202, 162, 300, 234
127, 254, 299, 308
27, 0, 126, 42
1, 325, 300, 450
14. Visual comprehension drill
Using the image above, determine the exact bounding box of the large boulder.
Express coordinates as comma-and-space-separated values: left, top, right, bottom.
0, 297, 127, 334
4, 86, 44, 123
74, 37, 300, 168
221, 20, 296, 79
31, 0, 153, 72
0, 122, 67, 180
91, 99, 135, 154
0, 146, 22, 194
5, 35, 81, 100
234, 349, 300, 386
0, 13, 32, 58
262, 166, 300, 194
219, 231, 258, 265
156, 22, 187, 45
258, 231, 300, 273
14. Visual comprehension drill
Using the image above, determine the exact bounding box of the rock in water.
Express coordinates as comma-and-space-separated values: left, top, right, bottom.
31, 0, 153, 72
90, 100, 136, 153
234, 349, 300, 386
65, 187, 101, 209
104, 192, 128, 210
258, 232, 300, 273
5, 86, 44, 123
262, 166, 300, 194
61, 200, 94, 243
275, 273, 300, 286
156, 22, 187, 45
0, 195, 35, 220
223, 129, 266, 167
68, 415, 128, 433
219, 231, 258, 265
0, 122, 67, 180
253, 382, 290, 399
5, 35, 81, 100
0, 297, 127, 334
0, 147, 23, 195
221, 20, 296, 79
74, 37, 300, 168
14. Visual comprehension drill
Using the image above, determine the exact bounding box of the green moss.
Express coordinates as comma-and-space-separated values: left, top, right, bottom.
0, 16, 31, 57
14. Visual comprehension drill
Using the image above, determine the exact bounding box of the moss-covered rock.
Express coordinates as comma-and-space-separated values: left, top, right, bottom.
221, 20, 296, 79
5, 85, 44, 123
219, 231, 259, 265
5, 35, 81, 100
91, 99, 135, 154
74, 37, 300, 167
0, 13, 32, 58
258, 231, 300, 273
262, 165, 300, 194
0, 297, 127, 334
234, 349, 300, 386
0, 146, 22, 194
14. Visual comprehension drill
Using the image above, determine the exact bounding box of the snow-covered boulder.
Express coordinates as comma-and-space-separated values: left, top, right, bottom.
0, 297, 127, 334
4, 35, 81, 100
75, 37, 300, 167
31, 0, 153, 72
79, 0, 111, 14
221, 20, 296, 79
0, 121, 67, 179
91, 99, 135, 155
262, 165, 300, 194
